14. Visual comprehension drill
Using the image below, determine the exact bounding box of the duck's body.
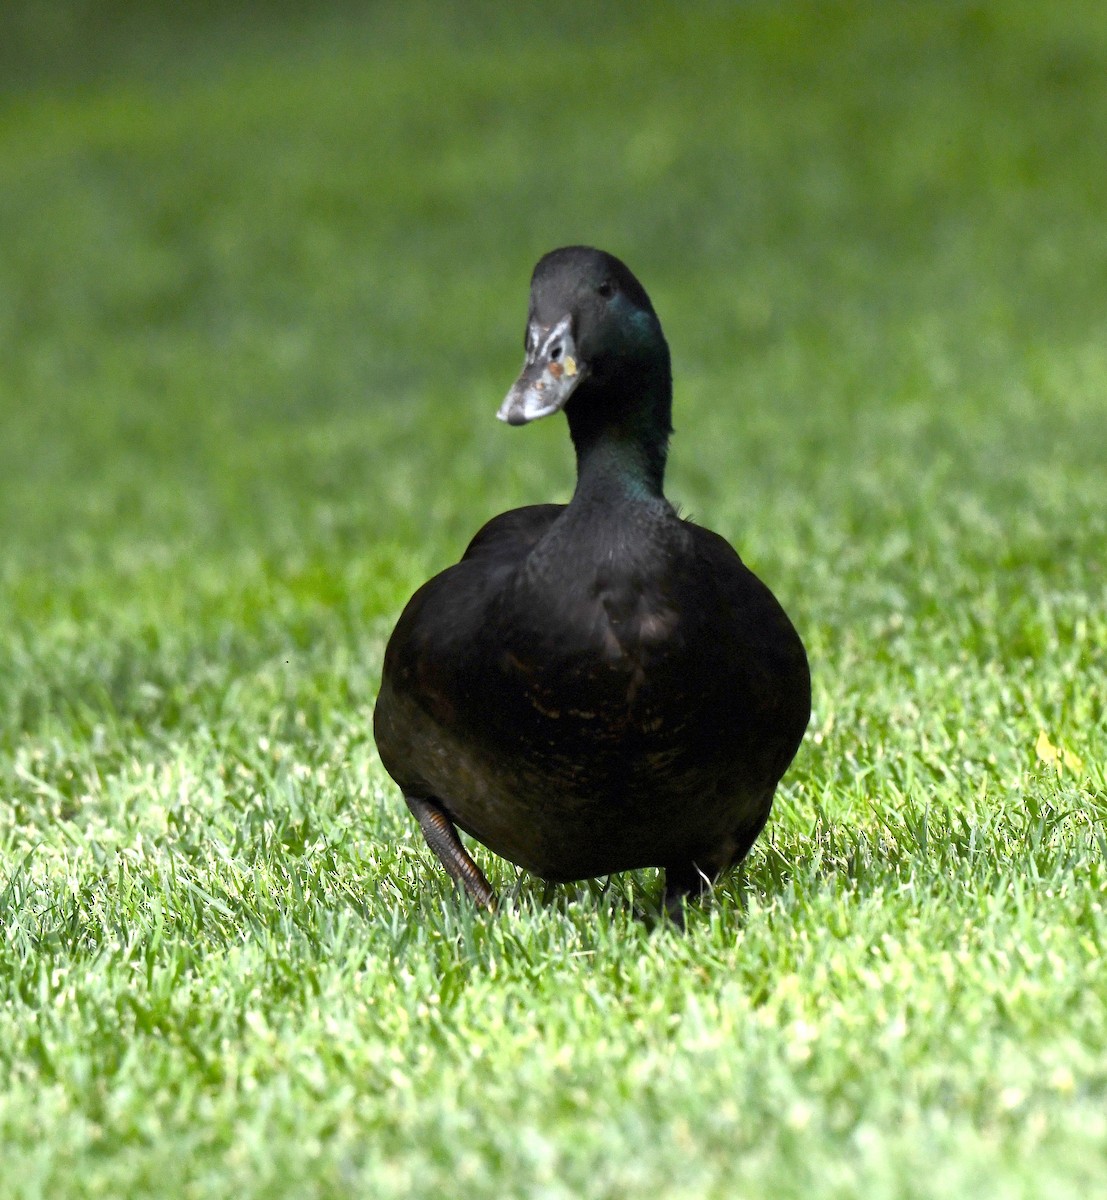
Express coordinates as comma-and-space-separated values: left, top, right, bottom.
374, 247, 809, 912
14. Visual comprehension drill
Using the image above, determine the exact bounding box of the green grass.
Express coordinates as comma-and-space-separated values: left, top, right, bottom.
2, 1, 1106, 1196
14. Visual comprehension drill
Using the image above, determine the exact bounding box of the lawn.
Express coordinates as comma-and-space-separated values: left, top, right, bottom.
1, 1, 1105, 1196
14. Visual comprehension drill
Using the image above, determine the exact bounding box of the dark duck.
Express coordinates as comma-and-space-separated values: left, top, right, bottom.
374, 247, 810, 916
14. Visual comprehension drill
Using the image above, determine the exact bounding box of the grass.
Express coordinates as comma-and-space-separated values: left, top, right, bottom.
1, 1, 1106, 1196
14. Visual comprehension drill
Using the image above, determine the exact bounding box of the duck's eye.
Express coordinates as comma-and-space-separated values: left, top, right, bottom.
597, 281, 615, 299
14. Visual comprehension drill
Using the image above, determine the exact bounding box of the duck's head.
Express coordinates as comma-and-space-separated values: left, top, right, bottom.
498, 247, 671, 429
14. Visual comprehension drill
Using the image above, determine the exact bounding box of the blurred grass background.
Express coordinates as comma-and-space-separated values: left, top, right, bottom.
1, 2, 1105, 1197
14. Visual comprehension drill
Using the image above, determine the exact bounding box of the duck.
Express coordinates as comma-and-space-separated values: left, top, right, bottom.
373, 246, 810, 917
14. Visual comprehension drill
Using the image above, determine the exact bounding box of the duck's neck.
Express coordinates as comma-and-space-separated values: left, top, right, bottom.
566, 368, 673, 508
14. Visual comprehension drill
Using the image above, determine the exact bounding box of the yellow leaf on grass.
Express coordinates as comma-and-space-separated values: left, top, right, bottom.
1035, 730, 1058, 766
1035, 730, 1083, 774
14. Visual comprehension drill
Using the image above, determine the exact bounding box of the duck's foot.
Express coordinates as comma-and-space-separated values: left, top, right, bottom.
405, 795, 497, 910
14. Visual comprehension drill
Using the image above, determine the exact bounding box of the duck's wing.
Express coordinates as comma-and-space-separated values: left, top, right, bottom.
388, 504, 565, 672
684, 522, 811, 776
374, 504, 564, 793
460, 503, 565, 566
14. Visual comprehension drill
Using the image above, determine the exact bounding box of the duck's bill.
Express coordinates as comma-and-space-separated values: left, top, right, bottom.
497, 317, 589, 425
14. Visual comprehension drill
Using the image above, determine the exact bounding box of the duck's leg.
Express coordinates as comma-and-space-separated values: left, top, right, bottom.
662, 806, 772, 924
405, 795, 497, 910
661, 861, 712, 925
